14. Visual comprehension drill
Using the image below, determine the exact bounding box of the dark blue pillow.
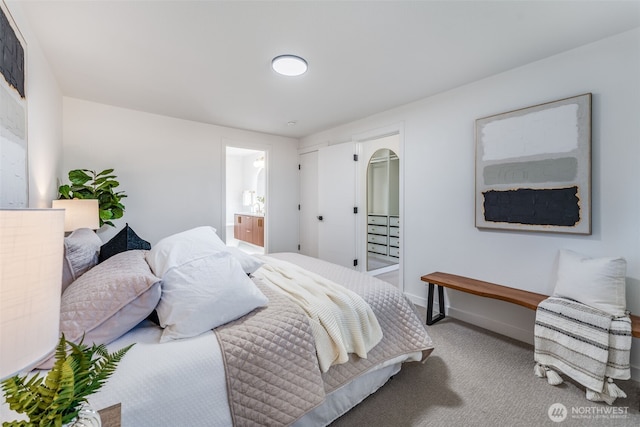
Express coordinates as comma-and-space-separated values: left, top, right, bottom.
99, 223, 151, 263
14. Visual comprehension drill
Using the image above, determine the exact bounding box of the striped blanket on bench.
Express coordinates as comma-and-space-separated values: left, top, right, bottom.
534, 297, 632, 404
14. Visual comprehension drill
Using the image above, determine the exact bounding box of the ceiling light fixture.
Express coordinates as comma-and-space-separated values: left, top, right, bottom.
272, 55, 308, 77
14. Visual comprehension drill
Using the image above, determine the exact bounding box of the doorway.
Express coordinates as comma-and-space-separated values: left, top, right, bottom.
225, 146, 266, 255
355, 132, 401, 282
297, 131, 402, 281
366, 148, 400, 272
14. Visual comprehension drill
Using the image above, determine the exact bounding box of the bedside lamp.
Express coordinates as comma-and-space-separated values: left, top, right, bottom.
52, 199, 99, 231
0, 209, 65, 379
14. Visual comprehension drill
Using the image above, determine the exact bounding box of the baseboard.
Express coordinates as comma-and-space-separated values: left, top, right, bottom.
405, 292, 427, 310
368, 264, 399, 276
445, 306, 535, 345
632, 366, 640, 382
404, 292, 639, 381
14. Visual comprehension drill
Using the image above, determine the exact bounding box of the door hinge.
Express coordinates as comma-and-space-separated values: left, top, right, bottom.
353, 206, 358, 214
298, 164, 301, 170
353, 154, 358, 161
298, 244, 301, 251
353, 259, 358, 267
298, 204, 301, 210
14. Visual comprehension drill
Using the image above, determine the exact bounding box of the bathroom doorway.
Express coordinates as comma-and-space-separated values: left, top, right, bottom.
225, 146, 266, 255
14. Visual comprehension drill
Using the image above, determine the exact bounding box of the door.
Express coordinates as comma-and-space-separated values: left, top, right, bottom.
317, 142, 358, 268
299, 151, 319, 257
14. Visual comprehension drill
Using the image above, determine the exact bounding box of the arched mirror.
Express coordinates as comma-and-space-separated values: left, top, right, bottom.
366, 148, 399, 272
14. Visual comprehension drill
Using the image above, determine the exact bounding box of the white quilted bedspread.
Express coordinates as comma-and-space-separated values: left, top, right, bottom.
267, 253, 434, 394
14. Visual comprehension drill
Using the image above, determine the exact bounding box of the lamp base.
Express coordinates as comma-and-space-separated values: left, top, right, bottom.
63, 404, 101, 427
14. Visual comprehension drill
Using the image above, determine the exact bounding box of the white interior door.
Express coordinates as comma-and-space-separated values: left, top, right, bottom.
298, 151, 319, 257
317, 142, 357, 268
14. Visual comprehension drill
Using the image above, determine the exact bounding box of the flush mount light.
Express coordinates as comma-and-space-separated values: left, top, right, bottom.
272, 55, 308, 76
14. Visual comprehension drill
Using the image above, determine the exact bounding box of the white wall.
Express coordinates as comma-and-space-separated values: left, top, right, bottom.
5, 1, 63, 208
301, 29, 640, 376
62, 98, 299, 252
225, 153, 244, 226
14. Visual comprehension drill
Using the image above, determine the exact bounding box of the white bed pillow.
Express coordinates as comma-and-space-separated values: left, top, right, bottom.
146, 226, 225, 277
61, 228, 103, 293
156, 251, 268, 342
553, 249, 627, 316
146, 225, 264, 275
224, 246, 264, 274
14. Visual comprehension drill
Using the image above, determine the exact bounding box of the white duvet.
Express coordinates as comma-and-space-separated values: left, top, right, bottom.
0, 321, 233, 427
88, 321, 232, 427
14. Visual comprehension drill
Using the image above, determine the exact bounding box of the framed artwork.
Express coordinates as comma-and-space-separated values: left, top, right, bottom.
475, 93, 591, 234
0, 0, 27, 208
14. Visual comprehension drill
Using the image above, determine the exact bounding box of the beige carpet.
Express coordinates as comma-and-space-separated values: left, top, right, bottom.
331, 313, 639, 426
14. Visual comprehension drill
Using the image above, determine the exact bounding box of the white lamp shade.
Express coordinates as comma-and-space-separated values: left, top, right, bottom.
52, 199, 99, 231
0, 209, 65, 379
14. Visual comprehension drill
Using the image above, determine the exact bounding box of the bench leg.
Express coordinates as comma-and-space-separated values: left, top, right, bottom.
426, 283, 446, 325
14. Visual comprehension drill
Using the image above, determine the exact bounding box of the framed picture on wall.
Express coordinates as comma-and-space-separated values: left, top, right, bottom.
475, 93, 592, 234
0, 0, 28, 208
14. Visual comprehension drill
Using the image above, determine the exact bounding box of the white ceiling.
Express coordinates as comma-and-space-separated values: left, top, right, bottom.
19, 0, 640, 139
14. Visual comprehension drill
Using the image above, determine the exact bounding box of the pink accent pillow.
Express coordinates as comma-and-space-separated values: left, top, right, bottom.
38, 250, 161, 370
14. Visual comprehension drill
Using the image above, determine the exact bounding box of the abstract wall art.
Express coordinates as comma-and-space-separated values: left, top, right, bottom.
0, 0, 27, 208
475, 93, 591, 234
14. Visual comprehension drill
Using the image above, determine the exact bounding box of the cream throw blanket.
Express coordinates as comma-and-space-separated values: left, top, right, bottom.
253, 256, 383, 372
534, 297, 632, 404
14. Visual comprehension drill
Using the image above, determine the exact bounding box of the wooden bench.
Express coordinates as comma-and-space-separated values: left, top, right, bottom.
420, 271, 640, 338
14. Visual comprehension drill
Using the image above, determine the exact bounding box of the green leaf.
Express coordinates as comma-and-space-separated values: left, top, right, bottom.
96, 168, 114, 177
99, 209, 113, 220
97, 181, 119, 193
68, 170, 92, 186
58, 185, 71, 199
71, 189, 94, 199
93, 176, 117, 185
110, 207, 124, 219
2, 335, 133, 425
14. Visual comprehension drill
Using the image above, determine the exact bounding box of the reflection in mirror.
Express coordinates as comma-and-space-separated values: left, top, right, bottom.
367, 149, 399, 272
225, 147, 266, 255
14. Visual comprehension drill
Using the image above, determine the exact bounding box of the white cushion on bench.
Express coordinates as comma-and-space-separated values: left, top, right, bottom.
553, 249, 626, 317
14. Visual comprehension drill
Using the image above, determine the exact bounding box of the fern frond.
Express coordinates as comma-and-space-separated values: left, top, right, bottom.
2, 335, 134, 426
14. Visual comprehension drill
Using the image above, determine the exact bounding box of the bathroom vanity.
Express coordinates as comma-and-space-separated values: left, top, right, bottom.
233, 213, 264, 247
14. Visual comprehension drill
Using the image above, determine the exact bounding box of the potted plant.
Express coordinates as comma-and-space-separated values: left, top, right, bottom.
58, 169, 127, 228
1, 336, 133, 427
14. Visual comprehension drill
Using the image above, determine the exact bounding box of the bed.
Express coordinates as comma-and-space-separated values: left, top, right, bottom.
1, 226, 434, 426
